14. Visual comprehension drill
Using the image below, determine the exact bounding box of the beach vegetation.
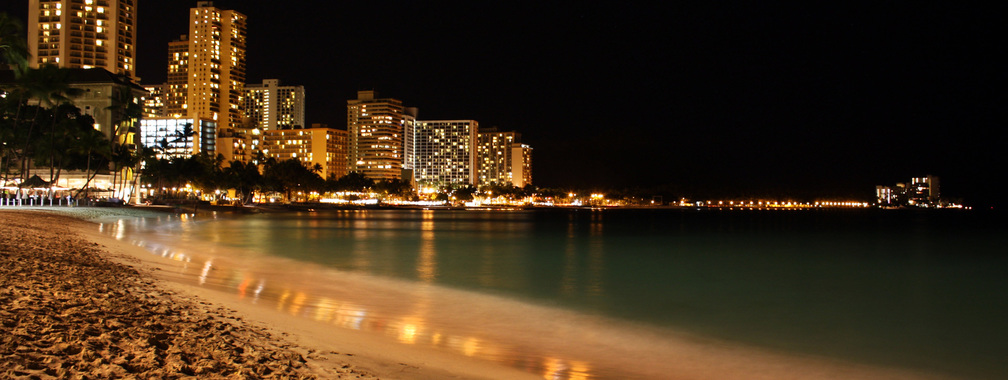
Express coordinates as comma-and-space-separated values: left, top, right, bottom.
261, 157, 325, 202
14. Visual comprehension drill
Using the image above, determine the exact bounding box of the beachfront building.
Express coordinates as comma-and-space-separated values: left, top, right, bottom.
139, 118, 217, 159
164, 35, 189, 118
234, 79, 305, 164
347, 90, 406, 181
263, 125, 348, 180
27, 0, 138, 79
52, 68, 146, 145
215, 126, 257, 166
402, 107, 419, 171
178, 2, 246, 130
477, 128, 520, 186
875, 175, 941, 207
0, 67, 146, 201
3, 67, 146, 147
511, 143, 533, 188
909, 175, 940, 205
411, 120, 479, 189
243, 79, 305, 131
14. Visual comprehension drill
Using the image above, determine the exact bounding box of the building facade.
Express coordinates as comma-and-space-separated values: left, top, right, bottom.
27, 0, 138, 79
185, 2, 246, 129
243, 79, 305, 131
164, 35, 188, 118
142, 84, 165, 118
263, 126, 348, 180
511, 143, 533, 188
875, 175, 940, 207
139, 118, 217, 159
347, 90, 405, 181
411, 120, 479, 188
476, 128, 521, 186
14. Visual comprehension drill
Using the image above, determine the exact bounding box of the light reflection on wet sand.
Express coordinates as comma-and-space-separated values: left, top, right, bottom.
99, 215, 608, 379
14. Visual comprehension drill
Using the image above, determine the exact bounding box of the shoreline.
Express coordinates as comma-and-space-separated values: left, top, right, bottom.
1, 209, 537, 379
2, 207, 962, 379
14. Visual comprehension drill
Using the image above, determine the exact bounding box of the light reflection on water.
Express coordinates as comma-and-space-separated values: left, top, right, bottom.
98, 213, 605, 379
95, 209, 1008, 380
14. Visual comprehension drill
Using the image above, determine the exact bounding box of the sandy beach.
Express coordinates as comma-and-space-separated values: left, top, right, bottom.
1, 208, 961, 379
0, 208, 541, 379
0, 210, 361, 378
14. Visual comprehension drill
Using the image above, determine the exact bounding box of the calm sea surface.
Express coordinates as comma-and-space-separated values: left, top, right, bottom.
101, 208, 1008, 379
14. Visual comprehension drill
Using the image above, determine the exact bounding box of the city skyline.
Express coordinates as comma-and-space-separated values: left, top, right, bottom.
7, 2, 1002, 207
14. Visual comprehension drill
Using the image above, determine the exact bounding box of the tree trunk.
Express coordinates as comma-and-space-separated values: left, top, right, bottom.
73, 148, 93, 199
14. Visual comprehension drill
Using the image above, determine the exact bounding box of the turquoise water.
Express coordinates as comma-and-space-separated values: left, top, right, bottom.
108, 208, 1008, 379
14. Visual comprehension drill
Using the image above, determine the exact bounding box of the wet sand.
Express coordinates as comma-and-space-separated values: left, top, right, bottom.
1, 208, 958, 379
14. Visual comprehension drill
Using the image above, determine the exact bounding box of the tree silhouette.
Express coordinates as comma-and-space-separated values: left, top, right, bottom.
0, 12, 29, 76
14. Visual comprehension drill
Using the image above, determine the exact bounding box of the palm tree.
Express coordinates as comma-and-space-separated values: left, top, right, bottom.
15, 65, 81, 186
0, 12, 29, 77
224, 159, 262, 205
31, 103, 89, 187
71, 127, 111, 199
170, 123, 196, 158
105, 86, 143, 198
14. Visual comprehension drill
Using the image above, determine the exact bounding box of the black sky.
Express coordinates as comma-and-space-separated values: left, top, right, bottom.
7, 2, 1004, 206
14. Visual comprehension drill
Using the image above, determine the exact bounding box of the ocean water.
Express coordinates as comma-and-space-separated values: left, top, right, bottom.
100, 208, 1008, 379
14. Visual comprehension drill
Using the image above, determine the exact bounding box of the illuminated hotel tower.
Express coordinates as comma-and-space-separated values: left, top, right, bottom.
511, 143, 533, 188
347, 90, 406, 181
27, 0, 138, 79
185, 2, 246, 129
477, 128, 520, 186
164, 35, 188, 118
243, 79, 305, 131
263, 126, 348, 180
412, 120, 479, 187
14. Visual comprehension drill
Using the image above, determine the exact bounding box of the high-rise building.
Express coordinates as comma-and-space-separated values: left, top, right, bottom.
185, 2, 246, 130
477, 127, 521, 186
164, 35, 189, 118
402, 107, 418, 170
511, 143, 533, 188
412, 120, 479, 188
347, 90, 405, 181
27, 0, 138, 79
263, 125, 348, 180
142, 84, 166, 118
909, 175, 940, 205
243, 79, 305, 131
875, 175, 940, 207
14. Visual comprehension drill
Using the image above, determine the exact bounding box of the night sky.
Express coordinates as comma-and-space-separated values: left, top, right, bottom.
6, 2, 1004, 206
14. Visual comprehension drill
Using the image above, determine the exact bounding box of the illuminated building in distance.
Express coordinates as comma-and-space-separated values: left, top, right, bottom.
164, 35, 189, 118
142, 84, 166, 118
235, 79, 306, 163
243, 79, 305, 131
411, 120, 479, 188
876, 175, 940, 207
263, 125, 348, 180
511, 143, 533, 188
139, 118, 217, 158
477, 128, 520, 186
27, 0, 138, 79
347, 90, 405, 181
476, 128, 532, 188
184, 2, 246, 130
